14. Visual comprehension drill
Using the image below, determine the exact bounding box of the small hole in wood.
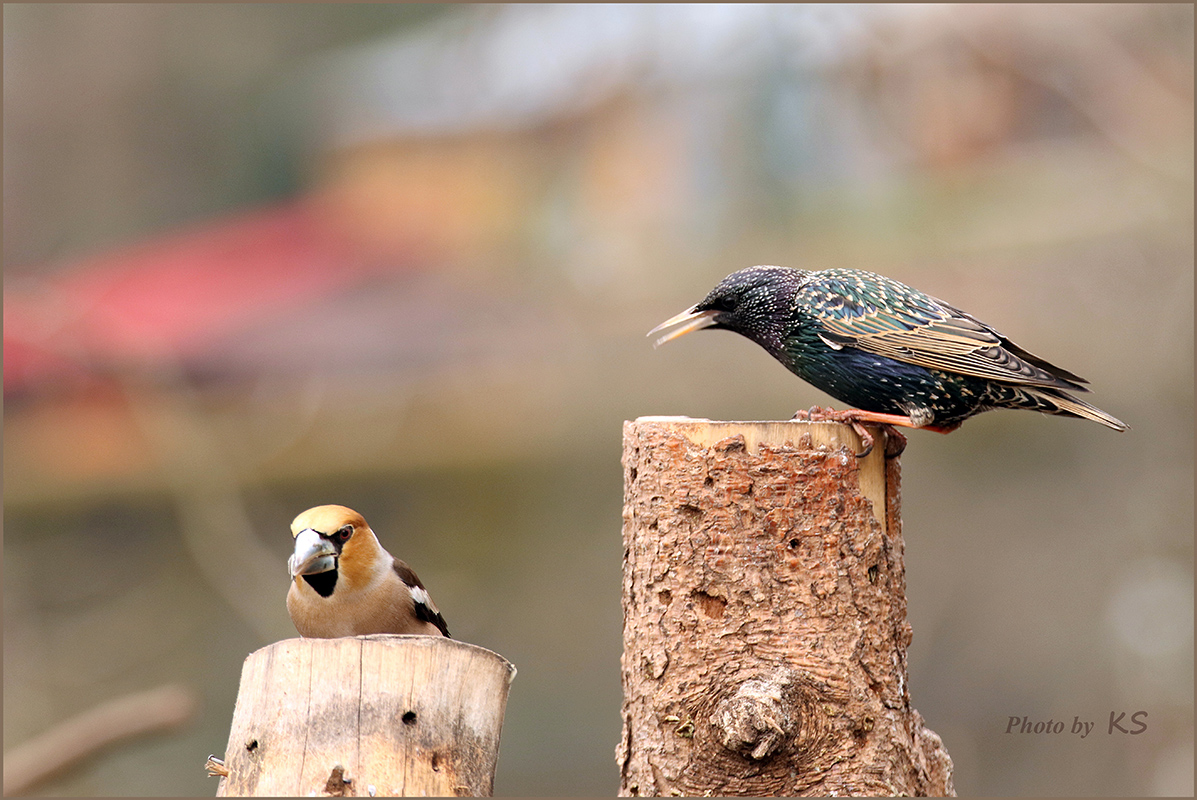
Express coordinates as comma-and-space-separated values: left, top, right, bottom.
629, 466, 638, 482
788, 538, 799, 549
692, 589, 726, 619
868, 564, 879, 583
402, 711, 417, 725
431, 752, 440, 771
245, 739, 258, 752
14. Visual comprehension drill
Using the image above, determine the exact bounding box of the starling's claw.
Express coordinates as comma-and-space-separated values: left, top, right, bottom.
848, 421, 875, 458
882, 425, 907, 458
790, 406, 827, 422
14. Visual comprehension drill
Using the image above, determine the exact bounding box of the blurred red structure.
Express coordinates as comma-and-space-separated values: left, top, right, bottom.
4, 200, 401, 396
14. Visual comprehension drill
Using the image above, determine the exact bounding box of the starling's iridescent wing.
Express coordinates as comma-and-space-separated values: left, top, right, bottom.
801, 270, 1088, 391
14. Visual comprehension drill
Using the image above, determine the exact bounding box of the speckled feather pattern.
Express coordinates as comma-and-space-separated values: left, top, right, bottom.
686, 266, 1126, 431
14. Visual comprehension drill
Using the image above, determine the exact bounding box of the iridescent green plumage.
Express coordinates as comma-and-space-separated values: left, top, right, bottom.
651, 266, 1127, 445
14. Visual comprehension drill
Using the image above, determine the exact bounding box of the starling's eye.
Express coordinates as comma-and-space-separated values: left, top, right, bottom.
335, 525, 353, 543
706, 296, 738, 313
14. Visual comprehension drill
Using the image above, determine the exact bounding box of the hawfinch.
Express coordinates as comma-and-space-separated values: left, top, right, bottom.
286, 505, 450, 638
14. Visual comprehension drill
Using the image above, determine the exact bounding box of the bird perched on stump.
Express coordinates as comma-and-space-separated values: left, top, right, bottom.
650, 265, 1127, 457
287, 504, 449, 638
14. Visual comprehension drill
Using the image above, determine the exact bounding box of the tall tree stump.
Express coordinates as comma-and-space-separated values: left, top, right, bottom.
618, 417, 953, 796
216, 635, 516, 797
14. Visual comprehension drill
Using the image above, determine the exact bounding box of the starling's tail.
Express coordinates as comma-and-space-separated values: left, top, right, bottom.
1028, 387, 1129, 432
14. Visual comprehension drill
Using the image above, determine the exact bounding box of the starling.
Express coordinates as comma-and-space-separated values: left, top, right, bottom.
649, 265, 1127, 456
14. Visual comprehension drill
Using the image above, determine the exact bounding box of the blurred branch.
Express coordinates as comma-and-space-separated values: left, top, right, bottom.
119, 364, 288, 643
2, 684, 199, 796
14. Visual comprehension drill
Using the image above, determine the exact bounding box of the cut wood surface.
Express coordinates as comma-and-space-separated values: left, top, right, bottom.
217, 635, 516, 797
618, 417, 953, 796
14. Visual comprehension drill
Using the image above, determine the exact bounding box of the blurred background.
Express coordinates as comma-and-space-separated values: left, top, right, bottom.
3, 4, 1192, 796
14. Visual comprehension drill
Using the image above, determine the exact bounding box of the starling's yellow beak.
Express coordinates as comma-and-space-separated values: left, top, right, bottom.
647, 306, 720, 348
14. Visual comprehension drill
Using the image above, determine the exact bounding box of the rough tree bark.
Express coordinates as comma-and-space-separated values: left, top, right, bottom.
618, 417, 954, 797
216, 635, 515, 797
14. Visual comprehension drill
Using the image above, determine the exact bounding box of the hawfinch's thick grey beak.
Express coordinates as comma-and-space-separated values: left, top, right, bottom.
288, 528, 337, 578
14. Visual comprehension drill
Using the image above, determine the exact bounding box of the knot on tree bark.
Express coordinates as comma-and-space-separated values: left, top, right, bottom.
711, 669, 799, 760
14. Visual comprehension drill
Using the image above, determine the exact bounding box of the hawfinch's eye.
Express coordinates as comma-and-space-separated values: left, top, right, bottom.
335, 525, 353, 543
